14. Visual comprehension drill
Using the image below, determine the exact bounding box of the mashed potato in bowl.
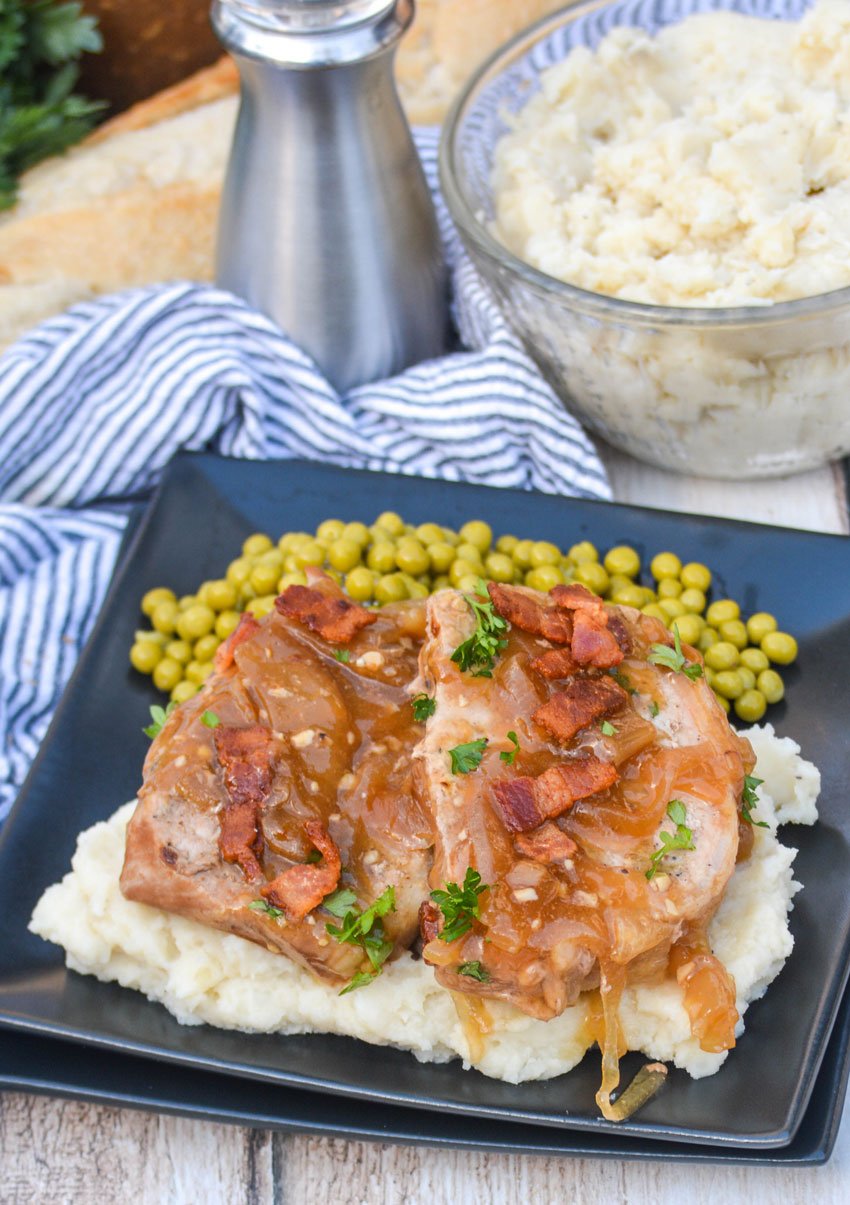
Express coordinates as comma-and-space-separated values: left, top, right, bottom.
30, 724, 819, 1088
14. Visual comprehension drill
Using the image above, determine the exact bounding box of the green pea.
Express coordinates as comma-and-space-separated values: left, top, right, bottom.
375, 511, 406, 537
713, 670, 744, 700
734, 690, 767, 723
239, 583, 257, 604
178, 595, 198, 610
450, 559, 481, 587
176, 604, 216, 642
512, 539, 535, 569
366, 542, 396, 573
277, 571, 307, 590
257, 549, 284, 573
141, 587, 176, 617
215, 611, 242, 640
704, 641, 740, 672
243, 533, 273, 557
706, 599, 740, 627
611, 584, 646, 609
703, 665, 716, 689
650, 551, 682, 581
573, 561, 609, 595
278, 532, 311, 553
757, 669, 785, 704
455, 542, 484, 567
679, 588, 706, 614
529, 540, 561, 568
226, 557, 253, 588
151, 600, 179, 635
736, 666, 756, 692
457, 573, 483, 593
718, 619, 748, 650
674, 614, 703, 647
459, 520, 493, 553
250, 563, 281, 595
496, 534, 519, 555
130, 641, 162, 674
698, 627, 720, 652
526, 566, 564, 592
441, 527, 460, 546
170, 680, 198, 705
345, 566, 374, 601
165, 640, 192, 665
153, 656, 183, 693
568, 541, 598, 564
427, 541, 456, 574
657, 578, 683, 600
740, 647, 770, 674
205, 579, 238, 612
316, 519, 345, 543
407, 579, 430, 600
194, 582, 215, 607
659, 598, 686, 621
641, 603, 668, 623
395, 539, 431, 576
324, 568, 343, 586
761, 631, 798, 665
246, 595, 277, 619
185, 659, 214, 685
603, 545, 640, 578
327, 538, 362, 573
746, 612, 778, 646
416, 523, 445, 546
680, 562, 712, 592
374, 573, 409, 604
343, 521, 371, 548
194, 634, 220, 663
715, 693, 731, 714
292, 540, 325, 570
607, 574, 633, 596
432, 574, 451, 591
484, 552, 515, 583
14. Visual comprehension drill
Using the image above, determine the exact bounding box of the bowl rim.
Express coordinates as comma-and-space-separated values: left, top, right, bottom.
438, 0, 850, 330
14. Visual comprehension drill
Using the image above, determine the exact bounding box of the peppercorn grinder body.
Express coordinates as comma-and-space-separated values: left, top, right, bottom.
212, 0, 448, 394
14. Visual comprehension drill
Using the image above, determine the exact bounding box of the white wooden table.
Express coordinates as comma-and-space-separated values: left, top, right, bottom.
2, 451, 848, 1204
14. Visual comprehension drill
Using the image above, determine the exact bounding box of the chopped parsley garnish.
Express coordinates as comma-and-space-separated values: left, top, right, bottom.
648, 625, 703, 682
600, 720, 618, 736
143, 701, 176, 739
741, 775, 769, 828
431, 868, 489, 943
499, 731, 520, 765
611, 669, 636, 695
248, 899, 284, 920
412, 693, 437, 722
333, 649, 350, 663
305, 849, 323, 864
201, 710, 220, 729
458, 961, 491, 982
649, 700, 660, 718
324, 885, 396, 995
646, 799, 695, 881
449, 738, 488, 775
450, 579, 508, 678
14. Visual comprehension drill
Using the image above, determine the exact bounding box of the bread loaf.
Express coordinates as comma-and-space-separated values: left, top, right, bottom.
0, 2, 565, 350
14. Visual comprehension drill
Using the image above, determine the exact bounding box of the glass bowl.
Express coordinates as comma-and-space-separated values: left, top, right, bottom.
439, 0, 850, 479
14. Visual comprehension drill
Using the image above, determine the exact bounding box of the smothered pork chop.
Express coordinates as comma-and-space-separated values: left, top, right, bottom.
120, 575, 755, 1116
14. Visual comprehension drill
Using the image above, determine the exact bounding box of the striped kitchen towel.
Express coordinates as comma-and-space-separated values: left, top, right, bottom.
0, 128, 609, 825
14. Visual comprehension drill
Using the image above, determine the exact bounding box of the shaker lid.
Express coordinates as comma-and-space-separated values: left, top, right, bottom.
213, 0, 411, 66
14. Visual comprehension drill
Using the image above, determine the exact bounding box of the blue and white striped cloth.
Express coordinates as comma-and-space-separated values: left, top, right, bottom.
0, 129, 609, 827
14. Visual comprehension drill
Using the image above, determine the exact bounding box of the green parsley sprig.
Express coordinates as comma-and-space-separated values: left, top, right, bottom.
324, 885, 396, 995
450, 580, 508, 678
646, 800, 695, 881
431, 868, 489, 942
201, 710, 220, 729
333, 649, 350, 663
741, 775, 768, 828
458, 961, 491, 982
412, 693, 436, 722
248, 899, 284, 920
648, 625, 703, 682
449, 738, 488, 775
143, 701, 176, 739
600, 720, 618, 736
499, 731, 520, 765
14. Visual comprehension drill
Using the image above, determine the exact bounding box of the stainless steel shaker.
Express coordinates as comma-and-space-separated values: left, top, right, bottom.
211, 0, 448, 394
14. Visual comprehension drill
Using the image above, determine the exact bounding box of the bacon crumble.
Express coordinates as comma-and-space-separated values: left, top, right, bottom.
418, 898, 442, 945
530, 646, 580, 680
492, 755, 619, 833
275, 584, 377, 645
261, 821, 341, 922
214, 612, 261, 673
533, 677, 627, 744
487, 583, 572, 644
514, 822, 578, 863
214, 724, 275, 880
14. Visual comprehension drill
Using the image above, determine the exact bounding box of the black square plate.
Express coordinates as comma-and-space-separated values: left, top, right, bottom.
0, 454, 848, 1149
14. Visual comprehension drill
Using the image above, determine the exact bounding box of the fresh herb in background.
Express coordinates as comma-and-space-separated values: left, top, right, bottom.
431, 867, 489, 942
741, 774, 768, 828
0, 1, 104, 210
412, 693, 436, 722
143, 701, 176, 739
457, 961, 490, 982
449, 737, 488, 775
451, 579, 508, 678
648, 625, 703, 682
499, 730, 520, 765
324, 885, 396, 994
646, 799, 695, 881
